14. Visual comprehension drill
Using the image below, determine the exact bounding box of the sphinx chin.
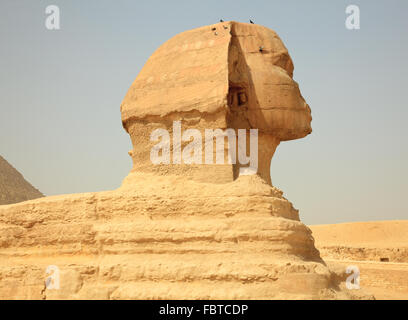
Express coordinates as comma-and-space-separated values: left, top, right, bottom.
0, 21, 372, 300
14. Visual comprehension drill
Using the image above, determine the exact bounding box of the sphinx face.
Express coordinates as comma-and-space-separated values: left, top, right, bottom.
230, 24, 312, 141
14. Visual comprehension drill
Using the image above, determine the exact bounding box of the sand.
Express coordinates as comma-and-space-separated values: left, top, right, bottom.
310, 220, 408, 300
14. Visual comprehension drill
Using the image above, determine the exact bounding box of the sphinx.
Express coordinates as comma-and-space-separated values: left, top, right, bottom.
0, 21, 368, 300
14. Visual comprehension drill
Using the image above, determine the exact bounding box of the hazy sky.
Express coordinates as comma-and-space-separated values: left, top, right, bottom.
1, 0, 407, 224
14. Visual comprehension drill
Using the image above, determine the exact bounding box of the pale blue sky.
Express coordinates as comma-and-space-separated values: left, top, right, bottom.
0, 0, 407, 224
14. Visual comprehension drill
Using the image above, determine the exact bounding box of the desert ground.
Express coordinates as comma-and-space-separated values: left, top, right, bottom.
310, 220, 408, 300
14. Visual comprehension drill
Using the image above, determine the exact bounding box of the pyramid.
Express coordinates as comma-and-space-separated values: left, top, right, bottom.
0, 155, 43, 205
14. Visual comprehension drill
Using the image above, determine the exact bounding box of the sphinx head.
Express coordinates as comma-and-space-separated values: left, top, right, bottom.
121, 21, 311, 185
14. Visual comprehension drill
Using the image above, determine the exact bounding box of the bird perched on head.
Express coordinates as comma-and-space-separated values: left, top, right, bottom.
259, 46, 264, 52
250, 19, 254, 24
220, 19, 224, 22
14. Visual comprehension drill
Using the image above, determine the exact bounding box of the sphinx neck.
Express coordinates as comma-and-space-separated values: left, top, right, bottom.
125, 119, 279, 186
